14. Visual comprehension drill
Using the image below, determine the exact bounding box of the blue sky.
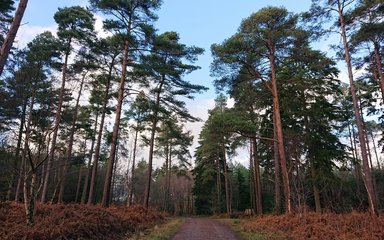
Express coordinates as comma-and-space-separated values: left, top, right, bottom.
20, 0, 312, 98
17, 0, 314, 165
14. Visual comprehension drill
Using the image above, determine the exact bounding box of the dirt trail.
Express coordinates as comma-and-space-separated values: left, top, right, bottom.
172, 218, 240, 240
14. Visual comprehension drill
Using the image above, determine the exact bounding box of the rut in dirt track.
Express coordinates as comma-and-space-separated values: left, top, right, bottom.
172, 218, 240, 240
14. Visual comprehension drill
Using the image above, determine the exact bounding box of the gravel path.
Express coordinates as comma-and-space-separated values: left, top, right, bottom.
172, 218, 240, 240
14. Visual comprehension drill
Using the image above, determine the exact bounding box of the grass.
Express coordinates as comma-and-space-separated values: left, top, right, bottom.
221, 218, 291, 240
127, 218, 184, 240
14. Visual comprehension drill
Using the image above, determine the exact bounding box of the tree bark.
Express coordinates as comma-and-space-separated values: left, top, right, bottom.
88, 60, 115, 205
168, 144, 172, 212
373, 41, 384, 102
348, 124, 357, 170
164, 142, 171, 212
22, 89, 35, 224
110, 143, 119, 204
310, 159, 321, 212
128, 126, 139, 206
143, 117, 158, 208
216, 152, 222, 214
24, 171, 37, 225
101, 39, 129, 207
13, 97, 28, 201
249, 140, 256, 212
337, 0, 377, 214
58, 72, 87, 203
351, 124, 363, 200
75, 165, 83, 202
0, 0, 29, 76
143, 74, 165, 208
252, 138, 263, 215
222, 141, 231, 215
273, 114, 281, 213
269, 47, 291, 214
41, 44, 71, 203
370, 131, 381, 171
369, 53, 384, 101
81, 109, 98, 204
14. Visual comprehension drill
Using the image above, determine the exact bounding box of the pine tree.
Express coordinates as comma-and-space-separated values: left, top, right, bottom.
89, 0, 162, 208
311, 0, 378, 214
41, 6, 95, 203
211, 7, 302, 213
135, 31, 206, 208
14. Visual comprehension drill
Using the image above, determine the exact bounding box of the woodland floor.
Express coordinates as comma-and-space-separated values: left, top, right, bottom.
0, 201, 164, 240
235, 211, 384, 240
2, 202, 384, 240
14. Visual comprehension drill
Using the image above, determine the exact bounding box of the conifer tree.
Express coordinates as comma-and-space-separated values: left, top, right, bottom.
41, 6, 95, 203
135, 31, 206, 208
89, 0, 162, 208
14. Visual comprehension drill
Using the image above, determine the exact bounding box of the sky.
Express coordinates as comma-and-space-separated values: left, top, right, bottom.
16, 0, 314, 166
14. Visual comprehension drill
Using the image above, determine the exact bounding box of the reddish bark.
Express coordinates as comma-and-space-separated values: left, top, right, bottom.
0, 0, 29, 76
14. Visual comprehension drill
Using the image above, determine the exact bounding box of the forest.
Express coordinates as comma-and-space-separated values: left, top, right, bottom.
0, 0, 384, 239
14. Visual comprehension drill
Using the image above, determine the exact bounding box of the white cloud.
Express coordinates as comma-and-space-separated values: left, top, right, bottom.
12, 13, 109, 50
14, 24, 57, 49
94, 14, 111, 38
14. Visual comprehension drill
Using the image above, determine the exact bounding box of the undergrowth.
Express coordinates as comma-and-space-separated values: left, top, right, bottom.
242, 211, 384, 240
0, 201, 164, 240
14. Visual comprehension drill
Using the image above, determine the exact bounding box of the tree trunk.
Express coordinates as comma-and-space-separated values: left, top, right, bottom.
101, 40, 129, 208
249, 140, 256, 212
128, 126, 139, 206
13, 97, 28, 201
310, 159, 321, 213
337, 0, 377, 214
143, 118, 158, 208
273, 116, 281, 213
168, 144, 172, 212
303, 111, 321, 213
41, 45, 71, 203
369, 53, 384, 101
143, 75, 165, 208
373, 41, 384, 102
81, 109, 99, 204
22, 89, 35, 224
370, 131, 381, 171
0, 0, 29, 76
269, 47, 291, 214
24, 171, 37, 225
88, 61, 115, 205
222, 142, 231, 215
110, 143, 119, 205
351, 124, 363, 201
164, 143, 170, 211
216, 153, 222, 214
252, 138, 263, 215
348, 124, 357, 170
58, 72, 87, 203
75, 165, 83, 202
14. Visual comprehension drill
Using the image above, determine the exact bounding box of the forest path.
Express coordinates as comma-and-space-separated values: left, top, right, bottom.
171, 218, 240, 240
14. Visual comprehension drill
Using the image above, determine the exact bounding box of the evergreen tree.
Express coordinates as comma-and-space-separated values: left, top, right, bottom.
311, 0, 378, 214
135, 31, 206, 208
89, 0, 161, 208
211, 7, 302, 213
41, 6, 95, 203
